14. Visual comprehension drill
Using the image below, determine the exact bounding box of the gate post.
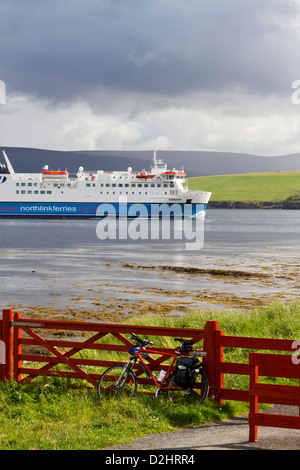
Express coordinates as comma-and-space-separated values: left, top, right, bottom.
0, 315, 3, 380
203, 320, 223, 402
13, 311, 22, 382
1, 309, 13, 381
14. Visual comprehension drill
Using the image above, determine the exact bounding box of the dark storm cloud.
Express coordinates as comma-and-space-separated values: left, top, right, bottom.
0, 0, 298, 106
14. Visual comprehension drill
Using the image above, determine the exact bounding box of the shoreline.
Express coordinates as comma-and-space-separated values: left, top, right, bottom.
208, 196, 300, 209
5, 258, 298, 325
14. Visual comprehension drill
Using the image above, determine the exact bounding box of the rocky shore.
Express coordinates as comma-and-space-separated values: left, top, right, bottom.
209, 194, 300, 209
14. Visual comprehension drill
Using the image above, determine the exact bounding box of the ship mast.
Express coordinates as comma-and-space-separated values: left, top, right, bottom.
152, 149, 157, 168
2, 150, 15, 174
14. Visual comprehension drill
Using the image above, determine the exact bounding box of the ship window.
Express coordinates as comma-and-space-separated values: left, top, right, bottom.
21, 190, 26, 194
157, 184, 161, 187
138, 183, 142, 187
100, 183, 104, 187
16, 190, 19, 194
118, 184, 123, 187
163, 184, 168, 187
125, 184, 129, 187
34, 190, 38, 194
28, 183, 32, 187
105, 183, 110, 187
34, 183, 37, 186
21, 183, 26, 186
131, 183, 136, 187
112, 183, 116, 187
150, 184, 155, 187
86, 183, 91, 187
40, 190, 45, 194
16, 182, 19, 186
47, 191, 52, 194
27, 190, 32, 194
144, 184, 148, 187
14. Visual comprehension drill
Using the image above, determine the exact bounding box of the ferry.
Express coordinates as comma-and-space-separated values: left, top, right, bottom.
0, 150, 211, 218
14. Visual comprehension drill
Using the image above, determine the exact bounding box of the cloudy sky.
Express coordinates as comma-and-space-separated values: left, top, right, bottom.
1, 0, 300, 155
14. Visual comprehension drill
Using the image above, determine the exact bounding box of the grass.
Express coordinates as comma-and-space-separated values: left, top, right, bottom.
0, 301, 299, 450
187, 171, 300, 202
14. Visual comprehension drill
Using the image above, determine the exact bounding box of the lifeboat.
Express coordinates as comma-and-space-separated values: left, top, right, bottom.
42, 170, 68, 176
42, 165, 68, 178
136, 170, 155, 179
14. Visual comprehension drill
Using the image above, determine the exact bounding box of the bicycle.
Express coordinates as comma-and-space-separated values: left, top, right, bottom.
97, 332, 209, 403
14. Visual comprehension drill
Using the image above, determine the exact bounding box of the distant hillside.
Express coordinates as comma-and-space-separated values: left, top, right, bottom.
1, 147, 300, 176
189, 171, 300, 209
133, 150, 300, 176
0, 147, 147, 174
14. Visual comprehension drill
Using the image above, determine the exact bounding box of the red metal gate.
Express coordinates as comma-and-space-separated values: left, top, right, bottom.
249, 352, 300, 442
1, 309, 210, 389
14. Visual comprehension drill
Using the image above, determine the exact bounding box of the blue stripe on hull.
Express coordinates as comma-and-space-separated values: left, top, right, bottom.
0, 202, 207, 217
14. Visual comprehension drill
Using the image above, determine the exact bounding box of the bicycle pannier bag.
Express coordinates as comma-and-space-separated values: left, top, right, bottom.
174, 357, 200, 388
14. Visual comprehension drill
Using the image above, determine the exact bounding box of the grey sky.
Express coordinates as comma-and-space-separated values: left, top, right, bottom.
1, 0, 300, 154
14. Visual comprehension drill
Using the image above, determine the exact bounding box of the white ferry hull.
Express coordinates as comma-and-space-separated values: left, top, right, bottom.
0, 150, 211, 219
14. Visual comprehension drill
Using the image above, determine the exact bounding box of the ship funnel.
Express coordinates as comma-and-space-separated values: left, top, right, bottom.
2, 151, 15, 174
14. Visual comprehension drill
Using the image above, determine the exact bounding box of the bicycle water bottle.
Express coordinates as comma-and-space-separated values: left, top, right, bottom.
157, 368, 166, 382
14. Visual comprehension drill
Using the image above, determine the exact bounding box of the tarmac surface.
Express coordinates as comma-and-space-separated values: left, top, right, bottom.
105, 406, 300, 451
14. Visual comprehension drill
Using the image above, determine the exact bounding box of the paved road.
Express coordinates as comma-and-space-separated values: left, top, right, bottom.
105, 406, 300, 451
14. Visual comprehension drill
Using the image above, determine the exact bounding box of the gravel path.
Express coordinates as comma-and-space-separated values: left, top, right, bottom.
105, 406, 300, 451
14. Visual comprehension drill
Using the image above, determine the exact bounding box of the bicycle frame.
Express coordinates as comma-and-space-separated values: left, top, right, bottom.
97, 336, 208, 400
131, 345, 204, 391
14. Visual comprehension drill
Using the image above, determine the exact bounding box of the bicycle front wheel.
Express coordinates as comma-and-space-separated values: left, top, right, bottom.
166, 369, 209, 404
97, 365, 137, 398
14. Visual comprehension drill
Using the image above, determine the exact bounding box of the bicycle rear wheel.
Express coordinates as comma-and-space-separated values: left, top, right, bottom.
166, 369, 209, 404
97, 365, 137, 398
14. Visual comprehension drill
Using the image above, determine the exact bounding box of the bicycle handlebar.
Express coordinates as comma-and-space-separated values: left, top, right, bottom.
130, 333, 195, 349
129, 332, 206, 358
130, 332, 154, 347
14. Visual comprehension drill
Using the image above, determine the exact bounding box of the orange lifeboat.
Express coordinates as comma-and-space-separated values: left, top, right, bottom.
136, 170, 155, 179
42, 170, 68, 175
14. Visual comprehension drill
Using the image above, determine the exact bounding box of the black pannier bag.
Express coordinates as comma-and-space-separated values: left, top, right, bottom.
174, 357, 201, 388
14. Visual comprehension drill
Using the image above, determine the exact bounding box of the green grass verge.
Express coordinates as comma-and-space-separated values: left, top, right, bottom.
0, 301, 299, 450
188, 171, 300, 202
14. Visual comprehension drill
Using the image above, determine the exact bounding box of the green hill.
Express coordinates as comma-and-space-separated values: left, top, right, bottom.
188, 171, 300, 208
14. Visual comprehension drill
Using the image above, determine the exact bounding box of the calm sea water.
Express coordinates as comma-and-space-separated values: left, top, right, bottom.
0, 209, 299, 315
